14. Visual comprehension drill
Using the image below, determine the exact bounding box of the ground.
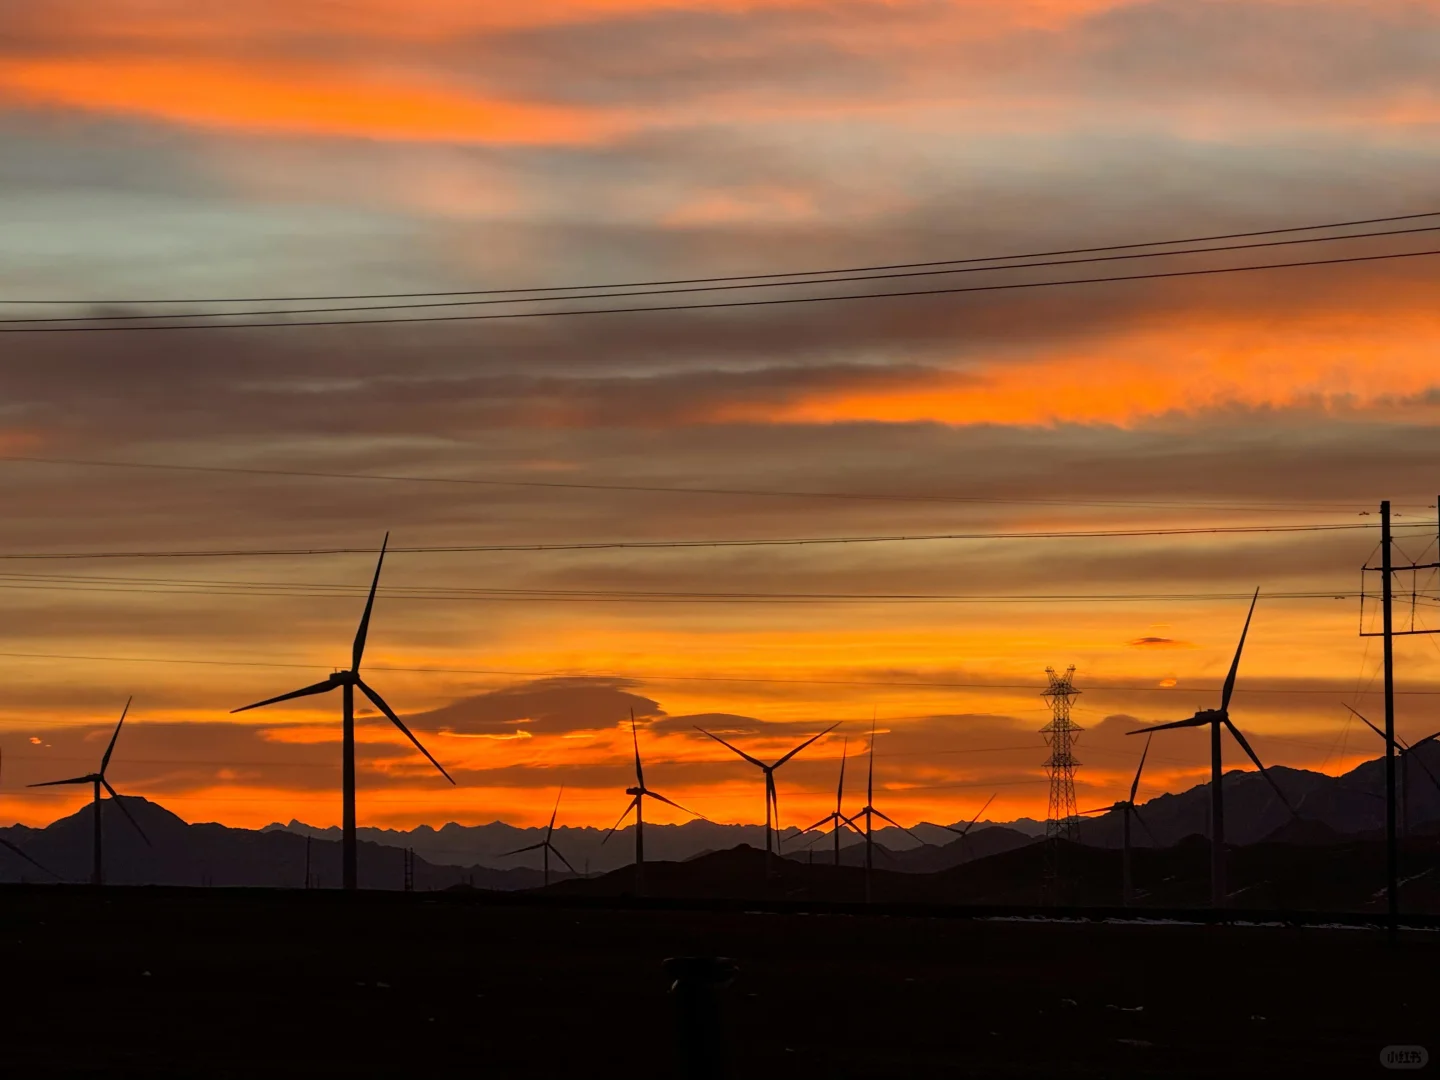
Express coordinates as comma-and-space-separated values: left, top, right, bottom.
2, 885, 1431, 1078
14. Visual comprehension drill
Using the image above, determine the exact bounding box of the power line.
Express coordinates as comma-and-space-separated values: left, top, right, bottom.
7, 246, 1440, 334
8, 208, 1437, 305
2, 648, 1439, 695
0, 455, 1375, 513
0, 573, 1408, 605
10, 224, 1440, 325
0, 520, 1423, 561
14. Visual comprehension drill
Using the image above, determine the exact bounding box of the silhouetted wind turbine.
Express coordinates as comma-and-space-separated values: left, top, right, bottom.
1126, 590, 1297, 907
232, 534, 454, 890
937, 791, 998, 860
28, 698, 150, 885
1079, 736, 1158, 906
695, 722, 839, 868
1345, 705, 1440, 840
501, 787, 575, 888
796, 736, 862, 865
603, 711, 701, 896
853, 720, 924, 903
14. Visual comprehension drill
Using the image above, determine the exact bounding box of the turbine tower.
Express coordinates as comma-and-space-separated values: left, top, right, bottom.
851, 720, 923, 903
28, 698, 150, 885
232, 534, 455, 891
796, 736, 861, 865
501, 787, 575, 887
695, 721, 839, 866
1079, 735, 1158, 906
603, 710, 701, 896
1127, 590, 1298, 907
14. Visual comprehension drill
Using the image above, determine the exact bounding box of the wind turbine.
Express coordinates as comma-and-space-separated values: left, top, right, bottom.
694, 721, 839, 866
852, 720, 924, 903
937, 792, 998, 861
1079, 736, 1159, 906
28, 698, 150, 885
1345, 705, 1440, 840
603, 710, 701, 896
501, 787, 575, 888
795, 736, 862, 865
232, 534, 454, 891
1126, 590, 1297, 907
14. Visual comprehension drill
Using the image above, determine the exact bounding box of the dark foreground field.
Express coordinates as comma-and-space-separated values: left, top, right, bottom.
2, 885, 1432, 1079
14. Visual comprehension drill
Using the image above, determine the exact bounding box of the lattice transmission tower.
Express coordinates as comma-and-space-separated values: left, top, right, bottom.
1041, 666, 1082, 841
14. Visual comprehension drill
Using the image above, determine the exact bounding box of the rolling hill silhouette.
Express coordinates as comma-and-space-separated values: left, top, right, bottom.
0, 796, 548, 890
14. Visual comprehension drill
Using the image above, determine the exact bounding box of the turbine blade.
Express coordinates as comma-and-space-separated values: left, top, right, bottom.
1127, 715, 1210, 735
793, 828, 826, 851
631, 709, 644, 789
871, 808, 924, 846
601, 796, 639, 844
0, 837, 58, 878
1404, 746, 1440, 797
1131, 805, 1161, 847
100, 697, 131, 774
358, 680, 455, 784
547, 786, 564, 839
103, 780, 151, 846
961, 792, 997, 836
231, 678, 338, 713
1129, 734, 1153, 804
27, 775, 93, 788
1219, 588, 1259, 714
839, 813, 865, 835
499, 842, 547, 857
1343, 704, 1394, 750
773, 722, 841, 769
1078, 807, 1113, 816
352, 532, 389, 671
771, 780, 789, 852
796, 813, 837, 835
835, 736, 848, 812
548, 843, 577, 875
1222, 718, 1298, 819
641, 789, 702, 819
693, 726, 767, 770
867, 718, 876, 804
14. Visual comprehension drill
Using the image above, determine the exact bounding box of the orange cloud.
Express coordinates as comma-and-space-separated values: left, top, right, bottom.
0, 59, 618, 145
705, 308, 1440, 427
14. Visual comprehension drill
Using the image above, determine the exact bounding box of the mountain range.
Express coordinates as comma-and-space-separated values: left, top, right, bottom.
2, 743, 1436, 888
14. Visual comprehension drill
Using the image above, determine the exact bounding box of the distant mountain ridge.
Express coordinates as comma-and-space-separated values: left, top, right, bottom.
261, 744, 1440, 871
3, 745, 1436, 887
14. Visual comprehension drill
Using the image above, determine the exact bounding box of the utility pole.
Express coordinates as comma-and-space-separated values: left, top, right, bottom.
403, 847, 415, 893
1382, 500, 1397, 931
1360, 497, 1440, 933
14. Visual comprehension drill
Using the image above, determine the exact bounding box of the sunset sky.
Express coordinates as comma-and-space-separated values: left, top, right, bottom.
3, 0, 1440, 835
